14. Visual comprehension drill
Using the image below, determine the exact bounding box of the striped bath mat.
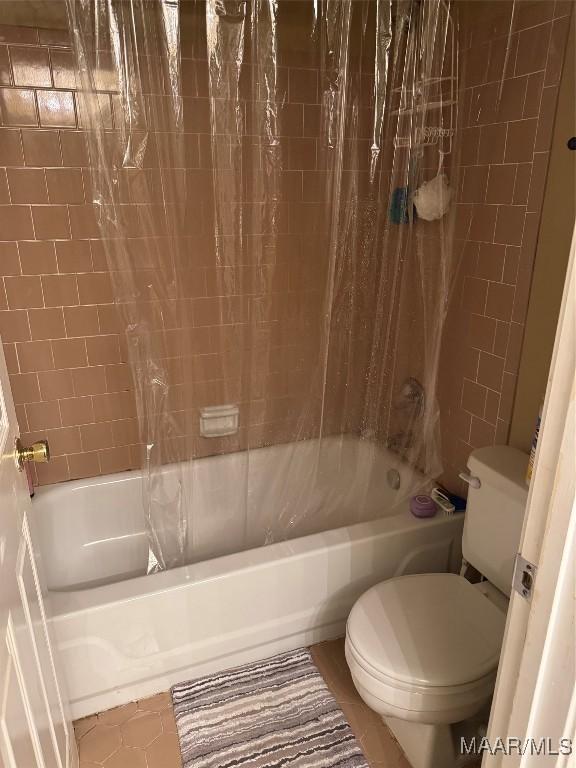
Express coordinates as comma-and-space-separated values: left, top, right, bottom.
172, 648, 369, 768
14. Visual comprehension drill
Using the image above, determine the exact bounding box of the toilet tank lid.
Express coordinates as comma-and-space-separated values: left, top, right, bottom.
468, 446, 529, 502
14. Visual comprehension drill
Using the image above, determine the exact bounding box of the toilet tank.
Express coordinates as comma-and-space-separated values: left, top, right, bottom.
462, 446, 529, 596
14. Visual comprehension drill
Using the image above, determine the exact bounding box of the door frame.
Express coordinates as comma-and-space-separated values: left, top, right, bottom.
485, 223, 575, 764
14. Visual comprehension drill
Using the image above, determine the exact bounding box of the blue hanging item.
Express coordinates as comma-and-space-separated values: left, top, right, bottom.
389, 186, 410, 224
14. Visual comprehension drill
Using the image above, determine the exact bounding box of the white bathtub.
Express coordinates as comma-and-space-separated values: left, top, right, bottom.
33, 436, 465, 719
35, 435, 429, 590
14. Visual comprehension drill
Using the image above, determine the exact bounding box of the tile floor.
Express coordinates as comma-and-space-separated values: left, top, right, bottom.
75, 691, 181, 768
75, 638, 480, 767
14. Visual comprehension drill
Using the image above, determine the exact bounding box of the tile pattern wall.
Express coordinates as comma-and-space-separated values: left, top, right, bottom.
0, 23, 132, 484
0, 3, 342, 484
0, 1, 570, 489
438, 0, 572, 492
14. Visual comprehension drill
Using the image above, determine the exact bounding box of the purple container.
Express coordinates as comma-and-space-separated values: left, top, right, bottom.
410, 494, 437, 518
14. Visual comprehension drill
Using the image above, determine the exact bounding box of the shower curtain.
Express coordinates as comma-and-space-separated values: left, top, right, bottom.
68, 0, 460, 573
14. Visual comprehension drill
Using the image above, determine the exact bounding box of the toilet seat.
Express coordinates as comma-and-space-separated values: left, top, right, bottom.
345, 573, 507, 723
347, 572, 506, 687
346, 632, 497, 722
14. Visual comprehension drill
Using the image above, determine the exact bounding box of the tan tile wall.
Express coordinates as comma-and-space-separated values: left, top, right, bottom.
0, 23, 130, 484
0, 1, 570, 490
438, 0, 572, 493
0, 4, 341, 485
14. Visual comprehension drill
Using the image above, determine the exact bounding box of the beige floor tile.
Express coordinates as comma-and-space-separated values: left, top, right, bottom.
74, 714, 98, 740
359, 725, 411, 767
161, 705, 178, 734
146, 732, 183, 768
98, 701, 138, 726
104, 746, 147, 768
78, 724, 121, 763
138, 691, 172, 711
310, 638, 362, 703
121, 710, 163, 748
340, 700, 382, 739
76, 692, 182, 768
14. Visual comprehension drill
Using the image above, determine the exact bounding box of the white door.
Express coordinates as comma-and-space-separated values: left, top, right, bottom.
0, 338, 78, 768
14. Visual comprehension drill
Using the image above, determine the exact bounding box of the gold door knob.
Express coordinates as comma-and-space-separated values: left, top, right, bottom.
15, 438, 50, 471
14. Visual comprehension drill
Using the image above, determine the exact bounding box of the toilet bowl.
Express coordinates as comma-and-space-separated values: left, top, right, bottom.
345, 573, 505, 719
345, 573, 507, 768
344, 446, 530, 768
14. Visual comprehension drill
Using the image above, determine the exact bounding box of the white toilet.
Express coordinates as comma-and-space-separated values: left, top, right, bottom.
345, 446, 529, 768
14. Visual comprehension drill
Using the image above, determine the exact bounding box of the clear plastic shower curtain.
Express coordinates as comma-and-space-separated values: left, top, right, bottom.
68, 0, 460, 574
68, 0, 192, 572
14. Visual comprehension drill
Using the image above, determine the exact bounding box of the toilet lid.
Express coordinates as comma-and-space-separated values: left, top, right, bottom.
347, 573, 506, 688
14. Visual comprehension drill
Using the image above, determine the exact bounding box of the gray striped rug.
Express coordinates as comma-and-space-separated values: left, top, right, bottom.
171, 648, 369, 768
